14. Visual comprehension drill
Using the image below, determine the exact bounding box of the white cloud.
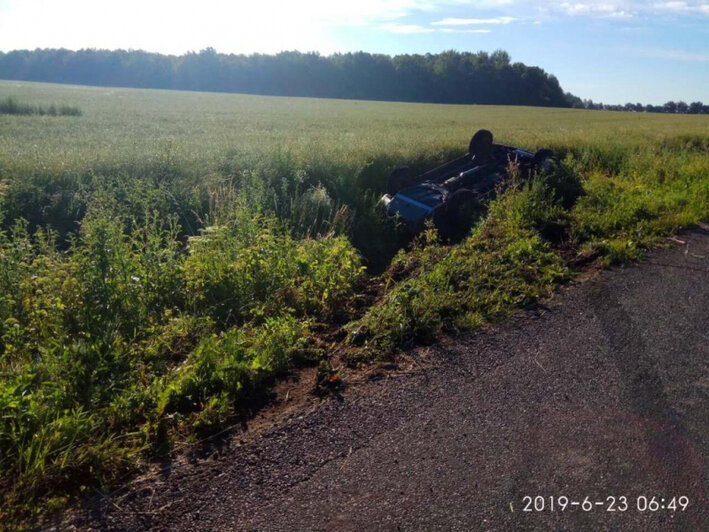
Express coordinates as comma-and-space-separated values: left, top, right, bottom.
560, 2, 634, 18
380, 23, 491, 34
432, 16, 516, 25
556, 0, 709, 18
439, 28, 492, 33
379, 23, 435, 33
461, 0, 709, 20
652, 1, 709, 14
654, 1, 689, 8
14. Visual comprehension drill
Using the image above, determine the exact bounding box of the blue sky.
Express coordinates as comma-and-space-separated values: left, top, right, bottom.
0, 0, 707, 104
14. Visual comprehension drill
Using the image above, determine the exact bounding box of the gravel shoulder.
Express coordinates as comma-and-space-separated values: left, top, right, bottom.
64, 227, 709, 531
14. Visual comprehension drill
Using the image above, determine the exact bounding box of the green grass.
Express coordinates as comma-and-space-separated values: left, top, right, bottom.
1, 80, 708, 526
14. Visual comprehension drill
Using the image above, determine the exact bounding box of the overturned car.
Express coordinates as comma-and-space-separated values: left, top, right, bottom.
381, 129, 555, 237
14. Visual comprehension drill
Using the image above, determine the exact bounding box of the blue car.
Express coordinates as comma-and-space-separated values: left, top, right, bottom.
381, 130, 554, 237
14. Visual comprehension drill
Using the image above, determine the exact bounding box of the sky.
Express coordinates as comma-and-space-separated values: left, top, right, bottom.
0, 0, 707, 104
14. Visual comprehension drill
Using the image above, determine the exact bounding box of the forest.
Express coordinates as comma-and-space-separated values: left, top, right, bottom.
0, 48, 572, 107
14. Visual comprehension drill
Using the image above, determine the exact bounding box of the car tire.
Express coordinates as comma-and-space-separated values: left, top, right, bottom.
469, 129, 494, 158
386, 166, 416, 195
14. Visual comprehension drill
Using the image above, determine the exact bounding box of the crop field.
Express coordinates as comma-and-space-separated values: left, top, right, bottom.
1, 80, 708, 523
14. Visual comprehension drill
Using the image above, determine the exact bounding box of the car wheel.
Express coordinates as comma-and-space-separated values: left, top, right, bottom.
386, 166, 416, 195
469, 129, 494, 159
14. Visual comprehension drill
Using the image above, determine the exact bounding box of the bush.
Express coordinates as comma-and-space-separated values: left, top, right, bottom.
154, 314, 318, 420
184, 211, 364, 325
0, 96, 34, 115
0, 96, 82, 116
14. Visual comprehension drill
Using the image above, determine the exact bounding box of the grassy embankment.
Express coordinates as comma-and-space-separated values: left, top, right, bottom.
1, 80, 708, 523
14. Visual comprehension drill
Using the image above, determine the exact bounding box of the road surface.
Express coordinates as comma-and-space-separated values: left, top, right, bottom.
66, 227, 709, 531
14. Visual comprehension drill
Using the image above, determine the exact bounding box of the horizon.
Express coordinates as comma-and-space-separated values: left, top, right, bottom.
1, 0, 708, 105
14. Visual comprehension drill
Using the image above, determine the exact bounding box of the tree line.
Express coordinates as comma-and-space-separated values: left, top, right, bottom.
0, 48, 571, 107
0, 48, 704, 112
566, 95, 708, 114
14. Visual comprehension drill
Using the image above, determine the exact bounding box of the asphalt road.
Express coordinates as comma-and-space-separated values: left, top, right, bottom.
67, 227, 709, 531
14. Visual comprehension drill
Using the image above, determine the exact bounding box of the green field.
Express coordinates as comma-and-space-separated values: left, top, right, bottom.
1, 80, 708, 524
3, 80, 709, 167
